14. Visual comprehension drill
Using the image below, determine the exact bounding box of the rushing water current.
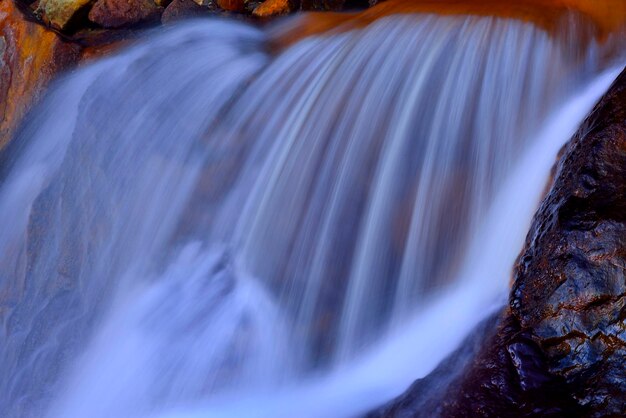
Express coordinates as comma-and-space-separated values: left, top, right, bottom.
0, 11, 624, 418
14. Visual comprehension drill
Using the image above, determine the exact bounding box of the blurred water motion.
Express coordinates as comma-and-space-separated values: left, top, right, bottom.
0, 10, 623, 418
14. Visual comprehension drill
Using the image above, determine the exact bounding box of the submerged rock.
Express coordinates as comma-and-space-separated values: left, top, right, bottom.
370, 67, 626, 417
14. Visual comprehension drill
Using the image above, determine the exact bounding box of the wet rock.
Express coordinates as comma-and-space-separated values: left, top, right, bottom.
253, 0, 292, 17
0, 0, 80, 148
88, 0, 163, 28
511, 66, 626, 416
299, 0, 344, 11
161, 0, 213, 24
369, 68, 626, 417
217, 0, 244, 12
35, 0, 94, 30
369, 313, 506, 418
370, 314, 580, 418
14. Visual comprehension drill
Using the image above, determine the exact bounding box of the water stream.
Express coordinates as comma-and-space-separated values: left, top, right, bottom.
0, 12, 623, 418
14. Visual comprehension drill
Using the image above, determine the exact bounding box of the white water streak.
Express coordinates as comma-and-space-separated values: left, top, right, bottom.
0, 12, 622, 418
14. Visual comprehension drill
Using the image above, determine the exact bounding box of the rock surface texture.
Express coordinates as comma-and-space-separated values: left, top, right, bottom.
511, 65, 626, 416
371, 67, 626, 418
36, 0, 95, 30
88, 0, 163, 28
0, 0, 80, 148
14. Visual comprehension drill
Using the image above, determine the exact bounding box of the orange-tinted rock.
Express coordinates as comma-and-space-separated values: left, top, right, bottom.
217, 0, 244, 12
35, 0, 95, 31
253, 0, 291, 17
79, 35, 133, 62
88, 0, 163, 28
271, 0, 626, 50
0, 0, 80, 148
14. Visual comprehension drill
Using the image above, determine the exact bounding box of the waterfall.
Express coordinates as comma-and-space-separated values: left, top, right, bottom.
0, 11, 622, 418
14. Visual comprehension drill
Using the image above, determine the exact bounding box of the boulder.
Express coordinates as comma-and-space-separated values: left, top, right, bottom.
35, 0, 94, 30
88, 0, 163, 28
511, 65, 626, 415
161, 0, 212, 24
253, 0, 292, 17
217, 0, 244, 12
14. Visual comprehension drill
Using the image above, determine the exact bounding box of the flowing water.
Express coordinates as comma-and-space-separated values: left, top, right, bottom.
0, 11, 623, 418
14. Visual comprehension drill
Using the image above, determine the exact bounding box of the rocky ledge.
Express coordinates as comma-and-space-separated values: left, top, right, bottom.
21, 0, 374, 34
370, 67, 626, 417
0, 0, 374, 147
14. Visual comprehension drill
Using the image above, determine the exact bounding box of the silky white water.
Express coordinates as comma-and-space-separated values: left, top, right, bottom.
0, 12, 622, 418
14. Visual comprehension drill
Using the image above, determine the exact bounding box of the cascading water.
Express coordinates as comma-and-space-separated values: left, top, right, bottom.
0, 10, 623, 418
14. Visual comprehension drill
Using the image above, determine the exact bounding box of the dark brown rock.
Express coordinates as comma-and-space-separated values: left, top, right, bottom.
217, 0, 244, 11
369, 67, 626, 417
216, 0, 246, 13
510, 66, 626, 416
161, 0, 211, 24
88, 0, 163, 28
298, 0, 344, 11
370, 313, 580, 418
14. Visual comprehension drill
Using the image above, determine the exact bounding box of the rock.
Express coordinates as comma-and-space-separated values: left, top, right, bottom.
369, 67, 626, 417
88, 0, 163, 28
269, 0, 626, 51
0, 0, 80, 148
253, 0, 291, 17
368, 313, 507, 418
217, 0, 244, 12
35, 0, 94, 30
370, 314, 580, 418
511, 66, 626, 415
161, 0, 212, 24
299, 0, 344, 11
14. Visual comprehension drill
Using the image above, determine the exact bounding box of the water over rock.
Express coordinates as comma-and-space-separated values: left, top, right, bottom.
370, 66, 626, 418
1, 2, 625, 416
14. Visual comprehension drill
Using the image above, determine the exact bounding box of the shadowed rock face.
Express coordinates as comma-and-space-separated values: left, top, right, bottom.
369, 313, 581, 418
511, 66, 626, 416
369, 68, 626, 418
